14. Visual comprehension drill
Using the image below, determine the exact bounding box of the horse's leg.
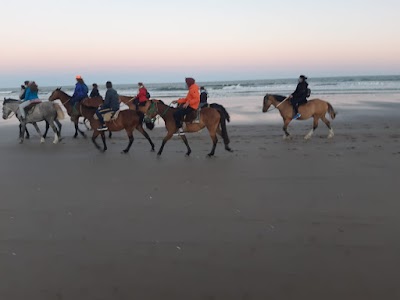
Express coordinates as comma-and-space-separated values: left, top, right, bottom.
206, 123, 219, 157
321, 115, 334, 138
100, 132, 107, 152
305, 116, 319, 140
157, 132, 174, 156
73, 122, 79, 138
55, 119, 62, 138
283, 119, 291, 140
48, 120, 59, 144
77, 119, 86, 138
109, 132, 112, 139
122, 129, 134, 154
136, 124, 155, 151
19, 122, 27, 144
180, 134, 192, 157
91, 131, 101, 150
43, 121, 50, 139
32, 123, 45, 143
21, 124, 30, 139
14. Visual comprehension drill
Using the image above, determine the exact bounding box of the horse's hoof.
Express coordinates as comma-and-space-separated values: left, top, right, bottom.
19, 140, 23, 144
186, 151, 192, 157
40, 138, 45, 143
25, 136, 30, 139
121, 150, 129, 154
225, 147, 233, 152
304, 135, 311, 140
73, 135, 78, 139
283, 135, 291, 140
207, 153, 214, 158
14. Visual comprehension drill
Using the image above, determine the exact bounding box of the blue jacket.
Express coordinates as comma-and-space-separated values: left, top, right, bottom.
24, 87, 39, 101
72, 82, 88, 100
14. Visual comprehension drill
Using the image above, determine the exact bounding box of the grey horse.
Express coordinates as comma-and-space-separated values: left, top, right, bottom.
2, 99, 64, 144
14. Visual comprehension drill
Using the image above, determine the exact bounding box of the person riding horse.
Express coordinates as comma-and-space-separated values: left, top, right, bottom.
172, 78, 200, 135
96, 81, 120, 131
90, 83, 101, 98
133, 82, 149, 110
18, 81, 41, 121
70, 75, 89, 120
289, 75, 309, 120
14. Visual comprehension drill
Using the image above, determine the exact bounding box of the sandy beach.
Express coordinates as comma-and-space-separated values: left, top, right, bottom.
1, 102, 400, 299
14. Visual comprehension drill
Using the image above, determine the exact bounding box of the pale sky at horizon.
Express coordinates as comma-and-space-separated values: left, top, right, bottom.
0, 0, 399, 87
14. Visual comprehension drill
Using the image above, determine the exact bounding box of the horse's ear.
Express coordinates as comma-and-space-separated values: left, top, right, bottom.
57, 87, 62, 90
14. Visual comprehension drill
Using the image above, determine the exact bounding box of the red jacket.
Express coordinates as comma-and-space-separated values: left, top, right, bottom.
137, 87, 148, 102
177, 83, 200, 110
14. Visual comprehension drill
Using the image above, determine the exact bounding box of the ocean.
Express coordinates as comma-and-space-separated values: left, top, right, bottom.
1, 75, 400, 125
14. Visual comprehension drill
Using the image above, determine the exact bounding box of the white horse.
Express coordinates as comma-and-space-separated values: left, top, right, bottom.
2, 99, 64, 144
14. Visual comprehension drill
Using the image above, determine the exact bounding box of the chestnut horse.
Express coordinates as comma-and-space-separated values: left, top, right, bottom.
49, 88, 155, 153
145, 100, 233, 157
262, 94, 336, 140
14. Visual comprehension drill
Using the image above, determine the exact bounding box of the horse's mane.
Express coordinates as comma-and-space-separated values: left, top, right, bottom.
56, 88, 70, 97
3, 98, 20, 104
267, 94, 286, 102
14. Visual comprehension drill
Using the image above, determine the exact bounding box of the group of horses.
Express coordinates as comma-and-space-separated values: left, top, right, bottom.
2, 88, 337, 157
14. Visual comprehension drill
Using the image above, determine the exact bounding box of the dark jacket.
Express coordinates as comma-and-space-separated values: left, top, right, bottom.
291, 81, 308, 103
200, 91, 208, 104
90, 88, 100, 98
104, 88, 120, 111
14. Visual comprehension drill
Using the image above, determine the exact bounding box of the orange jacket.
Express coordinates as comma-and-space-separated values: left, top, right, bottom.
177, 83, 200, 110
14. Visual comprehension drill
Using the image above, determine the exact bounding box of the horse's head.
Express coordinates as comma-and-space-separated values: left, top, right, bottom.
2, 98, 18, 119
262, 94, 272, 113
48, 87, 62, 101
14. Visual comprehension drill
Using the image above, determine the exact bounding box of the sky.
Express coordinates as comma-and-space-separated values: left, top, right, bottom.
0, 0, 399, 87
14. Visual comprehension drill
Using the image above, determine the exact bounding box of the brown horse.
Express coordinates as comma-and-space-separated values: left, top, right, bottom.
145, 100, 233, 157
48, 88, 102, 138
262, 94, 336, 140
49, 88, 155, 153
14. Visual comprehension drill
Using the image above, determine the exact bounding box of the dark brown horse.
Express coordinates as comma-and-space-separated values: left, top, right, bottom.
49, 88, 155, 153
145, 100, 233, 157
262, 94, 336, 139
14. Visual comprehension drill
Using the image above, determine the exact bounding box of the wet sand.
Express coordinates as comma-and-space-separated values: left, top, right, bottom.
1, 104, 400, 300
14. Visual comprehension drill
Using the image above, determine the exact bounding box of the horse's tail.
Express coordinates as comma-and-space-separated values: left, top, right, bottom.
53, 103, 65, 120
210, 103, 231, 147
210, 103, 230, 122
327, 102, 337, 120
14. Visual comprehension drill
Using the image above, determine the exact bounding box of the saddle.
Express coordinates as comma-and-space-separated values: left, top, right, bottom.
93, 110, 120, 122
24, 101, 41, 115
82, 97, 104, 108
184, 106, 206, 124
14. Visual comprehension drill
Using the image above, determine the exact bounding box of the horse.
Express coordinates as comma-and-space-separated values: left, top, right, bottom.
48, 88, 155, 153
4, 98, 62, 139
145, 100, 233, 157
262, 94, 336, 140
2, 99, 64, 144
48, 88, 101, 138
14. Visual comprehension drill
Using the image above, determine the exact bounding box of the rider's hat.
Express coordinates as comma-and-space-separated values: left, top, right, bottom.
76, 75, 83, 80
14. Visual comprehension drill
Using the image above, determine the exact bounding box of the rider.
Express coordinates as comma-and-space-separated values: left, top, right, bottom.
289, 75, 309, 120
19, 80, 30, 100
90, 83, 101, 98
172, 78, 200, 134
71, 75, 89, 107
96, 81, 120, 131
200, 86, 208, 108
19, 81, 41, 120
133, 82, 149, 109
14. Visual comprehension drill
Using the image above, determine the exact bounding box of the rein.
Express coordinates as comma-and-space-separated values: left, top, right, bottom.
145, 101, 173, 123
264, 96, 289, 112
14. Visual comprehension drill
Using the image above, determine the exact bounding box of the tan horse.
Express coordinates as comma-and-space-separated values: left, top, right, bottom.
145, 100, 233, 157
49, 88, 155, 153
262, 94, 336, 139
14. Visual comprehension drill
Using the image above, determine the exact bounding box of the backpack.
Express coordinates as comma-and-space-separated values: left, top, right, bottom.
146, 91, 151, 99
307, 88, 311, 98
